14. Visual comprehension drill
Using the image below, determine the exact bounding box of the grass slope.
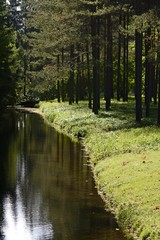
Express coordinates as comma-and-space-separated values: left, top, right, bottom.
38, 100, 160, 240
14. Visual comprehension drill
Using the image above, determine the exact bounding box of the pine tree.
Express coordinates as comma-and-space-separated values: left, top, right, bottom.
0, 0, 20, 110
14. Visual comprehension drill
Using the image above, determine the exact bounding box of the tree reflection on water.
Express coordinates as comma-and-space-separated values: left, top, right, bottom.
0, 111, 126, 240
2, 184, 53, 240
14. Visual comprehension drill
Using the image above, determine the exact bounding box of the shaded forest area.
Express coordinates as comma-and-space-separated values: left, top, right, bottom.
0, 0, 21, 110
1, 0, 160, 124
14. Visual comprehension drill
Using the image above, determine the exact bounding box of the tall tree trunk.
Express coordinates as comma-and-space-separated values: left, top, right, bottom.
97, 16, 100, 109
57, 55, 60, 102
151, 29, 156, 104
23, 55, 27, 96
135, 30, 143, 122
61, 48, 65, 102
91, 15, 100, 114
122, 12, 126, 102
81, 54, 85, 100
157, 31, 160, 125
158, 71, 160, 125
69, 44, 74, 105
76, 44, 80, 104
57, 80, 60, 103
122, 11, 129, 102
157, 61, 160, 125
135, 0, 143, 122
145, 28, 151, 117
105, 13, 113, 110
117, 12, 122, 101
61, 80, 65, 102
126, 11, 129, 101
86, 41, 92, 109
154, 63, 158, 105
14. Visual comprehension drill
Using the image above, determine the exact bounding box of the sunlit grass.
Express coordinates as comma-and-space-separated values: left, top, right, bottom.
94, 150, 160, 240
37, 100, 160, 240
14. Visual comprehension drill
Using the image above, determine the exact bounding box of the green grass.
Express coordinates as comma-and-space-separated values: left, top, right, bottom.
37, 100, 160, 240
95, 151, 160, 240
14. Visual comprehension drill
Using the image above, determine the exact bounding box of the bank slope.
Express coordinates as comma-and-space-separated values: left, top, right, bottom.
38, 101, 160, 240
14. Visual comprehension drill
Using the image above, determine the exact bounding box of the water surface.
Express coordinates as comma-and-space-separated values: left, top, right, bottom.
0, 111, 126, 240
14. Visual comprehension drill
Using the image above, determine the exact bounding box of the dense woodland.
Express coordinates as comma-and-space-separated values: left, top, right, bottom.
1, 0, 160, 123
0, 0, 20, 110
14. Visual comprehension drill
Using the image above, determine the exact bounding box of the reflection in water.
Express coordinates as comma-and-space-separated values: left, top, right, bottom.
2, 189, 53, 240
0, 111, 126, 240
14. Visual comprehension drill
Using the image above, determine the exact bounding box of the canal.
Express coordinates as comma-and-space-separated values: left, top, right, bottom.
0, 110, 126, 240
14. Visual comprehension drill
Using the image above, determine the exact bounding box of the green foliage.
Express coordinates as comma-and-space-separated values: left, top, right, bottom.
0, 0, 21, 110
20, 0, 160, 118
23, 0, 82, 96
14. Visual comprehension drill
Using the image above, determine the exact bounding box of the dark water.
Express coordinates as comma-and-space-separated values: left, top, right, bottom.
0, 111, 126, 240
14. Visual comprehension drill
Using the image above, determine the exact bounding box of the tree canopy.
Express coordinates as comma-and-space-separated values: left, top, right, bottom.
1, 0, 160, 123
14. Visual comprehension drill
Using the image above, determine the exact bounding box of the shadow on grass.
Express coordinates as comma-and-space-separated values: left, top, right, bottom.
97, 100, 158, 132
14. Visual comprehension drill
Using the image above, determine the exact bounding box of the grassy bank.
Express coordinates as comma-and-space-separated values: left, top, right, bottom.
38, 100, 160, 240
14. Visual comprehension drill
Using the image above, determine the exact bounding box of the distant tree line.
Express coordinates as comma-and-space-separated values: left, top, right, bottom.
1, 0, 160, 124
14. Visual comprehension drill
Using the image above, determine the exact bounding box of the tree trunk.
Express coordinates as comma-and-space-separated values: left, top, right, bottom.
86, 41, 92, 109
154, 63, 158, 105
61, 48, 65, 102
126, 11, 129, 101
122, 11, 129, 102
157, 31, 160, 125
157, 72, 160, 125
135, 0, 143, 122
57, 80, 60, 102
76, 44, 80, 104
135, 29, 143, 122
79, 54, 85, 100
61, 79, 65, 102
117, 12, 122, 101
23, 55, 27, 96
69, 44, 74, 105
122, 12, 126, 102
91, 15, 100, 114
105, 13, 113, 110
57, 55, 60, 102
151, 29, 156, 104
145, 29, 151, 117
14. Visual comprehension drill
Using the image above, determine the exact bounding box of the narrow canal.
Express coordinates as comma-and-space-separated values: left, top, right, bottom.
0, 111, 126, 240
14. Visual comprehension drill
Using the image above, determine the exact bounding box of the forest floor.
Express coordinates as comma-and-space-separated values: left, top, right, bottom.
31, 99, 160, 240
